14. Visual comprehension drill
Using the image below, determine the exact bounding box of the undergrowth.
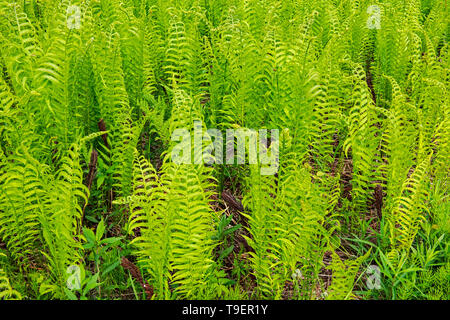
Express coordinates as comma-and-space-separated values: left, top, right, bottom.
0, 0, 448, 300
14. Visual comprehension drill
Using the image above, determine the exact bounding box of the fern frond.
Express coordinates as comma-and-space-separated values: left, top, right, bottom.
388, 153, 433, 256
326, 249, 370, 300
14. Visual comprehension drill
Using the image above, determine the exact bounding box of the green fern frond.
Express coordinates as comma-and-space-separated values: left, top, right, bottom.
326, 249, 370, 300
388, 154, 433, 256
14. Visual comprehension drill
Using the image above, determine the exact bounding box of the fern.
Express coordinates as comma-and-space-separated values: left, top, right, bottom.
0, 0, 447, 301
388, 154, 433, 257
39, 142, 89, 298
126, 152, 222, 299
326, 249, 370, 300
242, 160, 332, 299
0, 253, 21, 300
0, 145, 46, 269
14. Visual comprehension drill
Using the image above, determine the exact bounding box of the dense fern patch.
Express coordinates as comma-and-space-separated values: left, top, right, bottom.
0, 0, 448, 300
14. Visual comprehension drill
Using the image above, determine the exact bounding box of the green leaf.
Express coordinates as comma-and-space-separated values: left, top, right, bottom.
102, 260, 121, 277
100, 237, 121, 245
96, 219, 106, 242
97, 175, 106, 189
83, 273, 100, 295
219, 245, 234, 261
83, 227, 96, 244
64, 288, 78, 300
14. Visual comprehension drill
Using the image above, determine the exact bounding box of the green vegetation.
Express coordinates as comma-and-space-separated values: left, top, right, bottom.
0, 0, 448, 300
